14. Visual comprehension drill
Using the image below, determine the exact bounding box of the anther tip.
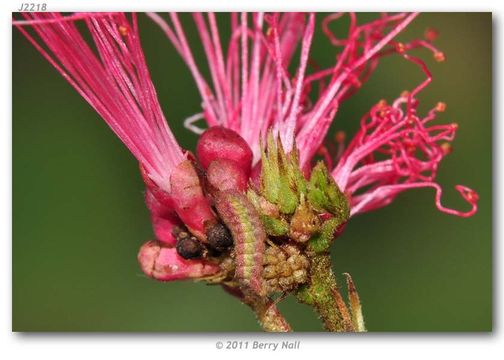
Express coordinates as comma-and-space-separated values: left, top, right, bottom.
467, 190, 479, 202
424, 27, 439, 42
395, 42, 406, 53
118, 25, 129, 36
335, 131, 346, 143
377, 99, 387, 108
434, 51, 446, 62
436, 102, 447, 112
440, 142, 453, 155
458, 186, 479, 203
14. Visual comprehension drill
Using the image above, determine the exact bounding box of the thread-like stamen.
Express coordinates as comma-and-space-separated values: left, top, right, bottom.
330, 50, 477, 218
14, 12, 185, 192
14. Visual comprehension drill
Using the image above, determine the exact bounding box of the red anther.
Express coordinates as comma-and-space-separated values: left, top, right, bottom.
378, 109, 389, 118
317, 145, 333, 169
451, 123, 459, 130
440, 142, 453, 155
118, 25, 129, 36
434, 51, 446, 62
457, 186, 479, 203
377, 99, 387, 109
465, 189, 479, 202
401, 90, 410, 98
424, 27, 439, 42
436, 102, 447, 112
335, 131, 346, 143
395, 42, 406, 53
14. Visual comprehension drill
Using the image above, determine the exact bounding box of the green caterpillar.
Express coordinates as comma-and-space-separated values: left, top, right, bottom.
214, 190, 266, 297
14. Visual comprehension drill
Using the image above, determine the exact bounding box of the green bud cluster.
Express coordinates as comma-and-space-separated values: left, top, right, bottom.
249, 132, 350, 254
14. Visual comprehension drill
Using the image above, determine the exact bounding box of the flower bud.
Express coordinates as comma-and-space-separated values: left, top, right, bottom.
196, 126, 253, 174
289, 201, 320, 242
138, 240, 219, 281
206, 159, 248, 193
140, 163, 173, 209
152, 216, 179, 246
262, 245, 309, 294
170, 160, 217, 241
145, 189, 179, 246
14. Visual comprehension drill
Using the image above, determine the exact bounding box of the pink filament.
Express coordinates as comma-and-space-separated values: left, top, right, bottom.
14, 12, 184, 192
148, 12, 436, 173
148, 12, 308, 162
296, 13, 419, 167
14, 12, 479, 283
331, 53, 478, 217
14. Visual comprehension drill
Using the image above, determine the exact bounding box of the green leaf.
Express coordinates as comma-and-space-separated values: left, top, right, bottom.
260, 214, 289, 236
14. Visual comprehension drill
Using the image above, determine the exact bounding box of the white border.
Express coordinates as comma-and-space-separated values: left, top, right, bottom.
2, 0, 501, 359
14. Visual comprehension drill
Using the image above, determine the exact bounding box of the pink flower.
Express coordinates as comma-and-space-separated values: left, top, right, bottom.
331, 53, 478, 217
138, 240, 220, 281
15, 12, 184, 193
14, 12, 219, 281
148, 12, 477, 218
14, 12, 478, 286
148, 13, 420, 166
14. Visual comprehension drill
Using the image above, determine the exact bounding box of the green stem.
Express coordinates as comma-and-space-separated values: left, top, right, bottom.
296, 253, 351, 332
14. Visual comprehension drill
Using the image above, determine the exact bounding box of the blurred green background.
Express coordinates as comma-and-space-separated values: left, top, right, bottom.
12, 13, 492, 332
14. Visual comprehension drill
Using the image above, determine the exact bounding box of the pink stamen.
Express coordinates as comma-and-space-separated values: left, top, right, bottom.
297, 13, 419, 167
331, 50, 477, 218
15, 12, 479, 287
14, 13, 184, 192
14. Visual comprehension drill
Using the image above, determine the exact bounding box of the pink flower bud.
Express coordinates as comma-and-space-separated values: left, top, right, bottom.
152, 217, 179, 246
144, 188, 179, 246
138, 240, 220, 281
169, 160, 217, 240
143, 189, 170, 216
141, 164, 174, 211
196, 126, 253, 174
207, 159, 249, 193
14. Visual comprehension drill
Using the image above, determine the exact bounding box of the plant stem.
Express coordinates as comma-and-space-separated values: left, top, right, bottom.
246, 295, 292, 332
296, 252, 352, 332
222, 285, 291, 332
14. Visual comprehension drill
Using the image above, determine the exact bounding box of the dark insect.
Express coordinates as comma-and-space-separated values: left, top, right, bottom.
206, 222, 233, 252
174, 228, 204, 259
